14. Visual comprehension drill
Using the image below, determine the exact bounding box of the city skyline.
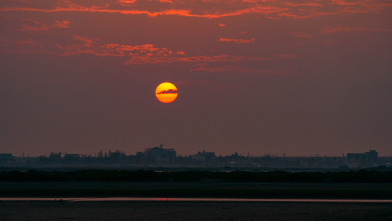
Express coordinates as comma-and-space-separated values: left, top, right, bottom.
1, 144, 389, 158
1, 0, 391, 156
1, 146, 388, 170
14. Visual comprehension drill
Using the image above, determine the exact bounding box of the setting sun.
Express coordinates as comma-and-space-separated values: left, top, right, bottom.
155, 82, 178, 103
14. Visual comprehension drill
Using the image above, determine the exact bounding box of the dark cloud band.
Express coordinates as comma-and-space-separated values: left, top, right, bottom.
157, 89, 178, 94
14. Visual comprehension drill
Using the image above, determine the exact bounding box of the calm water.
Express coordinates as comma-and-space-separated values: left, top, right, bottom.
1, 197, 391, 203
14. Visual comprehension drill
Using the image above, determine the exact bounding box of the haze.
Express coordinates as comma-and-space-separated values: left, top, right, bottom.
0, 0, 391, 156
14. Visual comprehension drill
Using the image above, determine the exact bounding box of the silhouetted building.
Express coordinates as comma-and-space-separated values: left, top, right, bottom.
0, 153, 14, 159
144, 145, 176, 165
2, 147, 388, 170
346, 150, 378, 168
192, 150, 216, 162
49, 152, 61, 159
347, 150, 378, 161
0, 153, 14, 163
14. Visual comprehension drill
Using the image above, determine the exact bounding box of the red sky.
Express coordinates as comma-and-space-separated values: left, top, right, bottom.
1, 0, 391, 156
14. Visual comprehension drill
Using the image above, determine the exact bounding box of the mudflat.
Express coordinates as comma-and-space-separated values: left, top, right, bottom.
1, 201, 392, 221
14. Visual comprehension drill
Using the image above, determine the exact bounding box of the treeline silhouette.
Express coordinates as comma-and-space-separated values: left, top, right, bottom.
1, 169, 392, 182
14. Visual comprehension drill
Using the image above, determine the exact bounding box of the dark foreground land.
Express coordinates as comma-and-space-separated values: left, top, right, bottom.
1, 170, 392, 220
1, 170, 392, 198
1, 201, 392, 221
1, 182, 392, 199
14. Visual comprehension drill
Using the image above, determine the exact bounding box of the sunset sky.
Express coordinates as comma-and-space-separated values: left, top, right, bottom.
1, 0, 391, 156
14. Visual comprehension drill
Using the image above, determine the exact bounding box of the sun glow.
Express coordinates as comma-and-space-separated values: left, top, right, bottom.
155, 82, 178, 103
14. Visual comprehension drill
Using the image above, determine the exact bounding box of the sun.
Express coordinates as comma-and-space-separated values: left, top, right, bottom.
155, 82, 178, 103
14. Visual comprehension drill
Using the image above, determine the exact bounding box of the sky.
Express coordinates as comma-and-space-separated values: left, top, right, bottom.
0, 0, 391, 157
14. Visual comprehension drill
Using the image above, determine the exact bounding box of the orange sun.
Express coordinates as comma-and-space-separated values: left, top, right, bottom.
155, 82, 178, 103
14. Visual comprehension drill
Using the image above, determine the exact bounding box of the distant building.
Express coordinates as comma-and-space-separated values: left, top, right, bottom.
346, 150, 378, 168
0, 153, 15, 166
144, 145, 176, 165
347, 150, 378, 161
192, 150, 216, 162
49, 152, 61, 159
0, 153, 14, 159
0, 153, 14, 161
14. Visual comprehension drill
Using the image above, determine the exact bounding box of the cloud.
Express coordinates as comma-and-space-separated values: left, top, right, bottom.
20, 19, 70, 32
175, 80, 213, 87
117, 0, 137, 5
157, 89, 178, 94
189, 63, 296, 75
331, 0, 359, 6
1, 33, 269, 66
125, 54, 269, 65
53, 20, 70, 28
321, 26, 392, 34
2, 0, 391, 20
20, 19, 49, 32
219, 38, 255, 44
190, 65, 254, 73
291, 32, 313, 39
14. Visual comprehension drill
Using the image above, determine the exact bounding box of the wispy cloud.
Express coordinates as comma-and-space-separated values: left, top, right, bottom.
156, 89, 178, 94
53, 20, 70, 28
20, 19, 70, 32
125, 54, 269, 65
0, 34, 269, 67
190, 64, 254, 73
291, 32, 313, 39
321, 26, 392, 34
175, 80, 213, 87
219, 38, 255, 44
20, 21, 49, 32
117, 0, 137, 5
2, 0, 390, 19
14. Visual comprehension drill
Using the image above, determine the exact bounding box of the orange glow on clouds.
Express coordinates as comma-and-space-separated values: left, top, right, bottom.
2, 0, 391, 19
155, 82, 178, 103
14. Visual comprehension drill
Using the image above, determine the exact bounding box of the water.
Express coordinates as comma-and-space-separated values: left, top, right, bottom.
1, 197, 391, 203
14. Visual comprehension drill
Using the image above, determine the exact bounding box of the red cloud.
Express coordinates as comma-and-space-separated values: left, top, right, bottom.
2, 0, 391, 20
53, 20, 70, 28
20, 19, 49, 32
190, 65, 254, 73
125, 54, 269, 65
321, 26, 392, 34
20, 19, 70, 32
1, 32, 271, 65
117, 0, 137, 4
291, 32, 313, 39
331, 0, 358, 6
175, 80, 213, 87
219, 38, 255, 44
